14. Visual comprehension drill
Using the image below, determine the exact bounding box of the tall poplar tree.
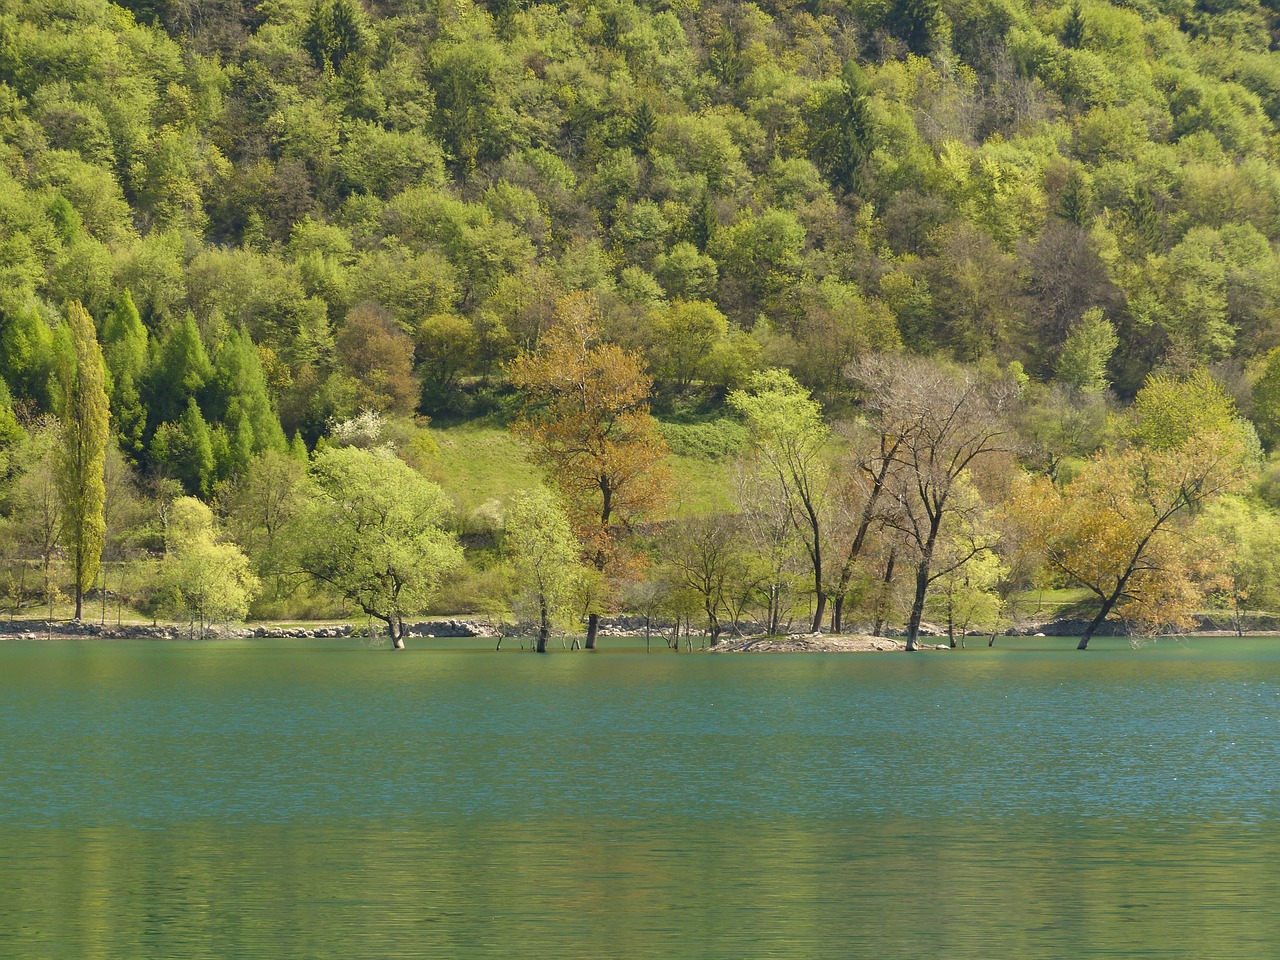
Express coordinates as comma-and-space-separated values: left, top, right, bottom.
55, 301, 109, 620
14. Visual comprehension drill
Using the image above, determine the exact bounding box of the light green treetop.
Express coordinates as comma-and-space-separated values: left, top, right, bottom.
728, 368, 831, 632
157, 496, 260, 638
1055, 307, 1117, 394
505, 488, 582, 651
298, 446, 463, 647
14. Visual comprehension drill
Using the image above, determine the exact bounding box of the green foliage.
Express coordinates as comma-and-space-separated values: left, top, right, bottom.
144, 314, 213, 432
1128, 368, 1242, 451
206, 328, 287, 475
156, 496, 259, 638
658, 419, 750, 461
806, 62, 873, 193
217, 449, 312, 605
54, 301, 109, 615
302, 0, 369, 75
1056, 308, 1118, 393
298, 446, 463, 641
0, 377, 24, 477
102, 291, 148, 460
151, 398, 216, 497
1252, 347, 1280, 450
3, 0, 1280, 643
650, 300, 730, 390
1199, 495, 1280, 624
0, 303, 56, 411
505, 488, 582, 648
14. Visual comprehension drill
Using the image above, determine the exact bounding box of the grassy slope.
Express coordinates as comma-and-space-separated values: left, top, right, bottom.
428, 425, 545, 516
429, 424, 739, 520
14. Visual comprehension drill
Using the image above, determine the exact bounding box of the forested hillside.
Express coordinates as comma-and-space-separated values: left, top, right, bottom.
4, 0, 1280, 642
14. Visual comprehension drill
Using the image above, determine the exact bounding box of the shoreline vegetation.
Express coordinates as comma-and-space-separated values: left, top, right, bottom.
8, 0, 1280, 652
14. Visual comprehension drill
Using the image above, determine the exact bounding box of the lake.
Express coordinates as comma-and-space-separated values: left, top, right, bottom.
2, 636, 1279, 958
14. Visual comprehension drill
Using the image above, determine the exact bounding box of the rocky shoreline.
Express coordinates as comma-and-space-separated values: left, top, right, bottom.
0, 618, 496, 641
3, 612, 1278, 643
709, 635, 949, 652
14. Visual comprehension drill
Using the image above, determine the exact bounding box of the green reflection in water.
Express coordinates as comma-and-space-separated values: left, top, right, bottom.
2, 637, 1279, 957
4, 819, 1279, 959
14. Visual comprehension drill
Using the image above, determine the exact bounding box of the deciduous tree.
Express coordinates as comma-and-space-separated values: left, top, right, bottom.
335, 304, 418, 416
217, 450, 312, 601
729, 369, 831, 632
156, 496, 259, 639
870, 358, 1013, 650
509, 292, 670, 649
297, 446, 462, 648
1197, 496, 1280, 636
1015, 371, 1258, 649
505, 489, 581, 653
657, 513, 751, 645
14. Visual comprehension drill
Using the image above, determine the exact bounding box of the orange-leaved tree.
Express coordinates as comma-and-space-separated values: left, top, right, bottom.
1012, 370, 1258, 649
508, 292, 670, 649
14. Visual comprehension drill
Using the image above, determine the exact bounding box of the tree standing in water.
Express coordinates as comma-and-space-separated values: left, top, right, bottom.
872, 358, 1013, 650
506, 489, 581, 653
729, 370, 830, 633
297, 446, 462, 649
509, 292, 670, 650
1015, 370, 1256, 649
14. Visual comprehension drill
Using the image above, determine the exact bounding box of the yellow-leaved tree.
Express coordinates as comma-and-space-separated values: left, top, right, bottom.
1013, 369, 1258, 649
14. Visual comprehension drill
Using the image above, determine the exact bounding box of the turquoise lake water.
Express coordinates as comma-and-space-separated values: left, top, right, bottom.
1, 636, 1278, 958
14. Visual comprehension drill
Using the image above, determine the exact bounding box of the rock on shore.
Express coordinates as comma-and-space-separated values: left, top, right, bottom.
709, 635, 950, 652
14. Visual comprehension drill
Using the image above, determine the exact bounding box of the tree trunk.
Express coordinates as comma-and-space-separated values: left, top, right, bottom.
832, 594, 844, 634
390, 615, 405, 650
873, 549, 896, 637
585, 612, 599, 649
537, 600, 549, 653
905, 565, 928, 651
800, 493, 825, 634
1078, 592, 1121, 650
811, 592, 827, 634
905, 523, 941, 651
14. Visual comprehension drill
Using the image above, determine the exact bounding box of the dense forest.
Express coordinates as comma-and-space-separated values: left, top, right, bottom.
4, 0, 1280, 646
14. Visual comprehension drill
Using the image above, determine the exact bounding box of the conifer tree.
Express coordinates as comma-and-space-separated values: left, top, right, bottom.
629, 101, 658, 155
102, 290, 149, 462
207, 328, 287, 474
0, 303, 56, 411
807, 61, 873, 193
152, 398, 216, 498
144, 314, 214, 446
1062, 0, 1086, 49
